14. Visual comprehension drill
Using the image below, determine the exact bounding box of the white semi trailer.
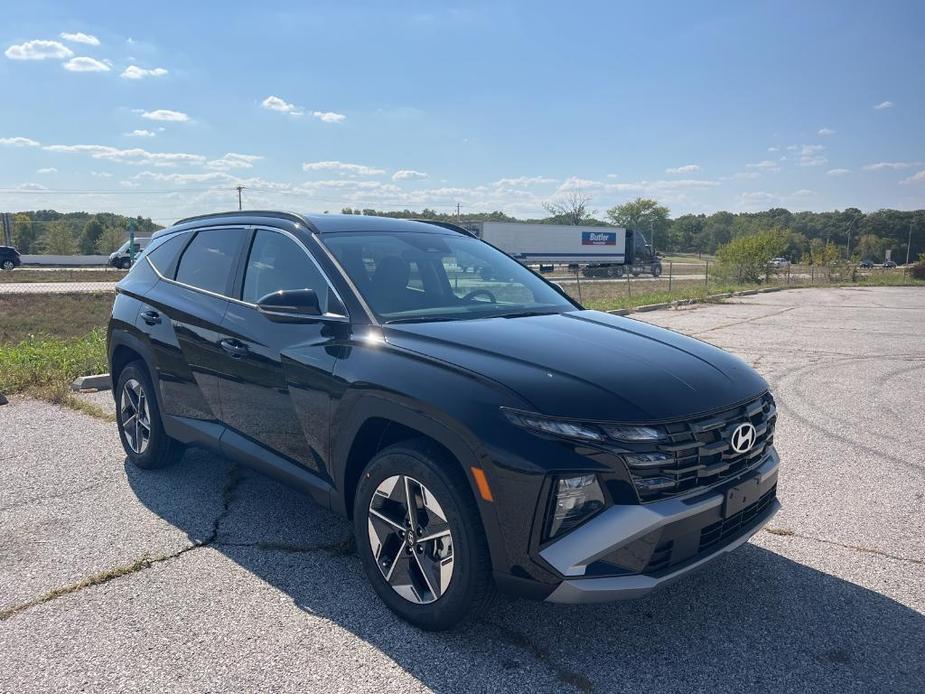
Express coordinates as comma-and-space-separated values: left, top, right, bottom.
461, 221, 662, 277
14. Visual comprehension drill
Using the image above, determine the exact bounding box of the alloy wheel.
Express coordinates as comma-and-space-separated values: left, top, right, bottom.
367, 475, 454, 605
120, 378, 151, 454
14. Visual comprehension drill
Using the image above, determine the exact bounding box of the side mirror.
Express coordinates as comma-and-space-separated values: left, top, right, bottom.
257, 288, 321, 322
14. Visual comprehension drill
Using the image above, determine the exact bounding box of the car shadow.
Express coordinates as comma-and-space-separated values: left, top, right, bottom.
126, 449, 925, 693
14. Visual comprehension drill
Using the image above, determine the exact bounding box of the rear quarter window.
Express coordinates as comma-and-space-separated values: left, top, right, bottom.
144, 233, 189, 277
175, 228, 244, 296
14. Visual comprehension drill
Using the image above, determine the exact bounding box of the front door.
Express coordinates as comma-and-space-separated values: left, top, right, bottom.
218, 228, 345, 478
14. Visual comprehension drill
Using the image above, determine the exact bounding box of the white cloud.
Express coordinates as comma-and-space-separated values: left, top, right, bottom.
665, 164, 701, 175
63, 56, 110, 72
900, 169, 925, 184
141, 109, 189, 122
261, 95, 303, 116
790, 189, 815, 197
739, 191, 778, 207
36, 167, 58, 174
44, 143, 206, 166
746, 160, 780, 171
302, 161, 385, 176
17, 182, 48, 191
205, 153, 263, 170
863, 162, 914, 171
873, 100, 894, 110
732, 171, 761, 179
59, 32, 100, 46
493, 176, 556, 187
826, 168, 852, 176
767, 146, 780, 153
121, 65, 168, 79
91, 171, 113, 177
126, 129, 155, 138
0, 136, 40, 147
795, 144, 826, 167
817, 128, 835, 136
392, 169, 428, 181
312, 111, 346, 123
5, 39, 74, 61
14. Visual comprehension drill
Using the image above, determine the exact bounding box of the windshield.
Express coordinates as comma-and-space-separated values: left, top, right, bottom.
321, 231, 576, 322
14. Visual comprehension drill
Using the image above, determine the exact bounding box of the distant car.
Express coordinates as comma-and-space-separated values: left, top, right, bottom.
0, 245, 22, 271
769, 257, 791, 269
858, 259, 874, 269
883, 260, 898, 268
109, 237, 151, 269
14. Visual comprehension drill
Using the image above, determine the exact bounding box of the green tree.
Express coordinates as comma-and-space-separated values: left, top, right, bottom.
542, 192, 596, 225
96, 225, 127, 254
39, 221, 78, 255
607, 198, 670, 250
80, 219, 105, 255
715, 228, 788, 283
12, 213, 38, 253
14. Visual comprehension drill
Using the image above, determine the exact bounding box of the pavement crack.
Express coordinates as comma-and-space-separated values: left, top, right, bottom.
214, 536, 356, 557
479, 620, 594, 692
692, 305, 796, 336
764, 527, 924, 566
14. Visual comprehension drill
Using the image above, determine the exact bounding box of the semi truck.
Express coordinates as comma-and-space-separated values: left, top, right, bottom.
460, 221, 662, 278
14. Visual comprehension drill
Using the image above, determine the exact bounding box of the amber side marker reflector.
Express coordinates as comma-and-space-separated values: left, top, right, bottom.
470, 466, 494, 502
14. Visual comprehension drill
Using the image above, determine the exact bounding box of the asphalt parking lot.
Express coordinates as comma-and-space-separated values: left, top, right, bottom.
1, 286, 923, 693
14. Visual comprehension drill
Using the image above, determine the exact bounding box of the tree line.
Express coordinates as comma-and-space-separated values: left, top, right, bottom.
8, 211, 162, 255
343, 196, 924, 263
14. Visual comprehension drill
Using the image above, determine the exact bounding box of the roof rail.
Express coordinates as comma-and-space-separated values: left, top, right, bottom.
172, 210, 310, 228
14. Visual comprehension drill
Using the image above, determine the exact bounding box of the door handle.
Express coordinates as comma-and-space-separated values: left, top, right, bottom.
140, 309, 161, 325
220, 338, 249, 358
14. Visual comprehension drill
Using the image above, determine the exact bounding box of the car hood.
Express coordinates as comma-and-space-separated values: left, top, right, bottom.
383, 310, 767, 422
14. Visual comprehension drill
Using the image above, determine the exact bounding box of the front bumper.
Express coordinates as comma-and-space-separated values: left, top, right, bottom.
542, 451, 780, 603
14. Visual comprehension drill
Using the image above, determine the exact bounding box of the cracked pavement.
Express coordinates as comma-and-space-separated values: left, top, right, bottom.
1, 286, 923, 692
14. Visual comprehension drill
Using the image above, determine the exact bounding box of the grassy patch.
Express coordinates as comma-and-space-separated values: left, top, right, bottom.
0, 268, 125, 284
0, 293, 113, 343
0, 329, 108, 397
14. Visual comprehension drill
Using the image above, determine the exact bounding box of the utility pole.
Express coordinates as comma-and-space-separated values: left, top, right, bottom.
907, 215, 915, 265
235, 185, 246, 211
456, 202, 461, 222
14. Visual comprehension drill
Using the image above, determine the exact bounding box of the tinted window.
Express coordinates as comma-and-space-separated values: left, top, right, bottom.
145, 233, 188, 276
175, 229, 243, 295
242, 230, 330, 313
322, 231, 574, 321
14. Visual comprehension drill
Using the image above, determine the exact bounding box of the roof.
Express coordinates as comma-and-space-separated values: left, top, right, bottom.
168, 211, 461, 236
303, 214, 457, 234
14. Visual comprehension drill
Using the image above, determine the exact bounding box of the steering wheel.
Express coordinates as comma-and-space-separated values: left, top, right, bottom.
462, 289, 497, 303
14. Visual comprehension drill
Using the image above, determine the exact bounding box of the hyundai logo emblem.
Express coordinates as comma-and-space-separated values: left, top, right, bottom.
730, 422, 757, 454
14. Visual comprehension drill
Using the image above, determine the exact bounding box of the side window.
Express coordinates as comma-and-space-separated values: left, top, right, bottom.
175, 229, 243, 295
145, 233, 188, 276
242, 230, 330, 313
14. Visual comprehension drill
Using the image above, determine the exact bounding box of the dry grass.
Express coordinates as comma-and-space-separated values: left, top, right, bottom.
0, 268, 124, 284
0, 293, 113, 343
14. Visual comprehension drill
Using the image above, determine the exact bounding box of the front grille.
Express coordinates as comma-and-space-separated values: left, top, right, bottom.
627, 392, 777, 502
698, 484, 777, 552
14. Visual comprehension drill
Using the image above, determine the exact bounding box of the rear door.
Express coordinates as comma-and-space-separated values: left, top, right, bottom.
139, 227, 246, 425
217, 227, 345, 477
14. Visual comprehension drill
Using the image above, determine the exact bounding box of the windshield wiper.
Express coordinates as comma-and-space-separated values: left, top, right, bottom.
494, 310, 560, 319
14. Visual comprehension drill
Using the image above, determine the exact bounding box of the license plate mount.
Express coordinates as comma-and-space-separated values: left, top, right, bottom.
723, 477, 762, 517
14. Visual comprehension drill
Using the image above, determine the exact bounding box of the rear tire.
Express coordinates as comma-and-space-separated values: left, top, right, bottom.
115, 361, 184, 469
353, 439, 494, 630
1, 260, 13, 271
120, 258, 132, 270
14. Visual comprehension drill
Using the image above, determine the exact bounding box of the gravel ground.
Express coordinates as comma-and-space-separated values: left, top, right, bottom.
0, 286, 922, 693
0, 281, 117, 294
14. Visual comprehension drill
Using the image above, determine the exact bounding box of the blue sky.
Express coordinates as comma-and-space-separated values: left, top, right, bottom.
1, 0, 923, 224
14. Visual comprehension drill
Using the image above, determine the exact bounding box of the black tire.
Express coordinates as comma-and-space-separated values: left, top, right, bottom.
115, 360, 184, 469
120, 258, 132, 270
353, 439, 494, 631
1, 260, 14, 271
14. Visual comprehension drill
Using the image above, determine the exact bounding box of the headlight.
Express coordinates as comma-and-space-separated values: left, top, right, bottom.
547, 474, 606, 538
622, 452, 671, 469
602, 424, 665, 442
503, 410, 604, 442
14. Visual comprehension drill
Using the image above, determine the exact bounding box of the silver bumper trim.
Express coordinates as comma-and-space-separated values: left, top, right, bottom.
545, 498, 780, 603
539, 450, 779, 578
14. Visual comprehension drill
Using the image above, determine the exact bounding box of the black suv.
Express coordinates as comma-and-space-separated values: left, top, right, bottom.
108, 212, 780, 630
1, 245, 22, 271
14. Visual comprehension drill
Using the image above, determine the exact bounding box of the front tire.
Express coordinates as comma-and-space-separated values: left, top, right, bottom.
1, 260, 14, 271
120, 258, 132, 270
115, 361, 183, 469
354, 440, 493, 630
